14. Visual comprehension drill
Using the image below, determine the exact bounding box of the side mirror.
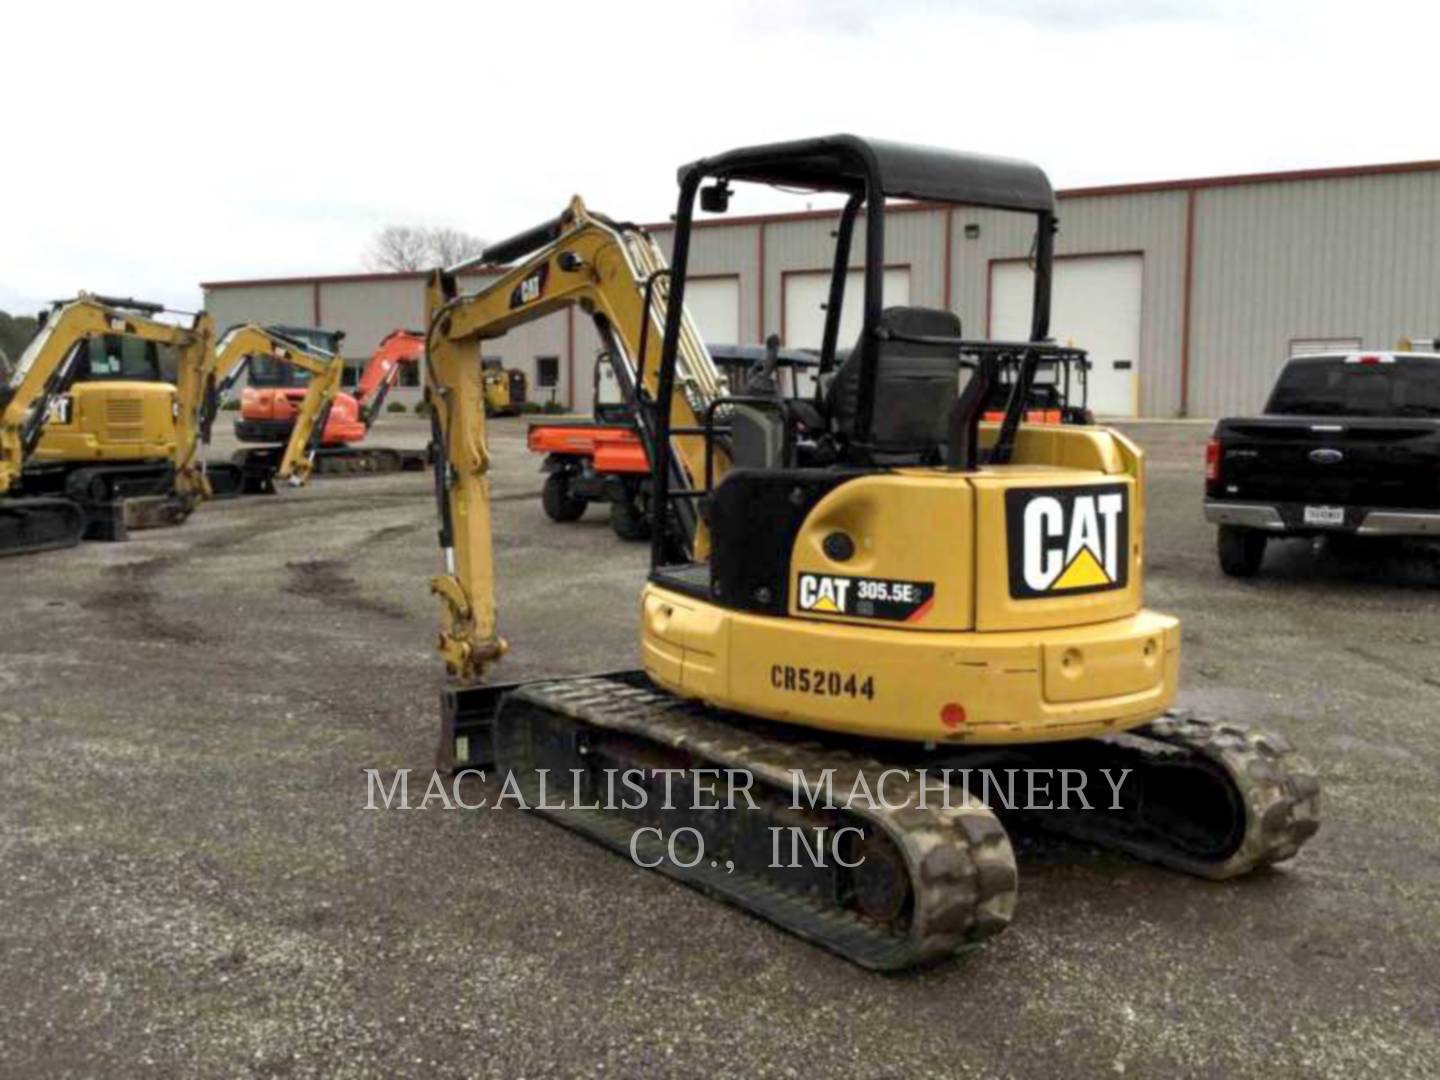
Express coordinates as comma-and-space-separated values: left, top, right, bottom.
700, 182, 732, 213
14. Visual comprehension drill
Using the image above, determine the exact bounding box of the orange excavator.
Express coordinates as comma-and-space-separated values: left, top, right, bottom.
235, 328, 428, 474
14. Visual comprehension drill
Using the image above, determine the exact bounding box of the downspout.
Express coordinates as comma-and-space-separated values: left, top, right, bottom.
942, 205, 954, 312
566, 306, 575, 408
1179, 187, 1198, 418
756, 222, 766, 339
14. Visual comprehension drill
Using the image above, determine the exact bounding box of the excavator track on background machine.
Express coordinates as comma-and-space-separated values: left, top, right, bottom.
422, 138, 1320, 970
0, 296, 342, 556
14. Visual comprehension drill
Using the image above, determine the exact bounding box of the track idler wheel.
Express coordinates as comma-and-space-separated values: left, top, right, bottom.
841, 828, 913, 925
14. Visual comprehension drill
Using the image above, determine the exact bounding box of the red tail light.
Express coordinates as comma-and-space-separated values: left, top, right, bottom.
1205, 438, 1220, 482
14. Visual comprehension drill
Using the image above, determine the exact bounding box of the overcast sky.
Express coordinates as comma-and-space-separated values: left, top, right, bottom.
2, 0, 1434, 317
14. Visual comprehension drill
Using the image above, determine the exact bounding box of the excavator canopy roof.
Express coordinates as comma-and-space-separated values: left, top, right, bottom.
680, 134, 1056, 215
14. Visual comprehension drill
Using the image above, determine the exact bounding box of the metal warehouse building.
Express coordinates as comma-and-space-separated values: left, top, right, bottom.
202, 158, 1440, 419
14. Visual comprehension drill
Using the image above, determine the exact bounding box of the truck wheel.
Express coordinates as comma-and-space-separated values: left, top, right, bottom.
542, 472, 586, 522
1217, 525, 1267, 578
609, 498, 651, 542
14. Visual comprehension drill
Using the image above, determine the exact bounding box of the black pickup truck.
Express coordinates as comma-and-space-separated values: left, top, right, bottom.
1204, 348, 1440, 576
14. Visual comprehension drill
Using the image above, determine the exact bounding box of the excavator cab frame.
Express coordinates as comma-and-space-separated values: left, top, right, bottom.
649, 134, 1089, 571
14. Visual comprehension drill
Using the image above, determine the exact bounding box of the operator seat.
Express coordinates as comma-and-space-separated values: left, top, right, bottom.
826, 307, 963, 463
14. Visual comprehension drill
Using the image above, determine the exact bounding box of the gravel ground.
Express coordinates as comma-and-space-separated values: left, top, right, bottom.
2, 416, 1438, 1078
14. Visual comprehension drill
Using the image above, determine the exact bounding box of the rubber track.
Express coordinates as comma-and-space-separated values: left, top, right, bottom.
314, 448, 427, 476
497, 674, 1018, 971
1024, 711, 1321, 879
0, 497, 85, 557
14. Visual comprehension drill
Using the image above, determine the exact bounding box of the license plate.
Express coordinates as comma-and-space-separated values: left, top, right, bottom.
1303, 505, 1345, 526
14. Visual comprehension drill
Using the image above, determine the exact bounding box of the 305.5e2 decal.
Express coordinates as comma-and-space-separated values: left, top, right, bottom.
796, 572, 935, 622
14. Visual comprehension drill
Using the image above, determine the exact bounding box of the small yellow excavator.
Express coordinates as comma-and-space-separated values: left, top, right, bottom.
0, 294, 341, 556
482, 357, 527, 416
423, 137, 1320, 970
208, 323, 346, 492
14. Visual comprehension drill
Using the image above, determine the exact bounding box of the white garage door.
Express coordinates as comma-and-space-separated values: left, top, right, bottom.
683, 277, 740, 345
990, 255, 1143, 417
784, 267, 911, 349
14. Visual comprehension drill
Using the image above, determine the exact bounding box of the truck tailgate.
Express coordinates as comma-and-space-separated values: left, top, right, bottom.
1216, 417, 1440, 510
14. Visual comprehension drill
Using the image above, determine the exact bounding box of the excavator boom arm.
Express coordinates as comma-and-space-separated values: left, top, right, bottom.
356, 330, 423, 428
424, 197, 727, 681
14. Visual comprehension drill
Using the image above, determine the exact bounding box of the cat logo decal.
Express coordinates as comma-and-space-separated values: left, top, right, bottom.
1006, 485, 1129, 599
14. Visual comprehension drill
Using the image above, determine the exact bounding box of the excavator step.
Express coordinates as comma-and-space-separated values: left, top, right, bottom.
0, 497, 86, 557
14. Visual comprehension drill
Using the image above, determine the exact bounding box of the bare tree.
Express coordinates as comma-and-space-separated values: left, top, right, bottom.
366, 225, 486, 272
426, 226, 486, 267
367, 225, 432, 272
0, 310, 38, 371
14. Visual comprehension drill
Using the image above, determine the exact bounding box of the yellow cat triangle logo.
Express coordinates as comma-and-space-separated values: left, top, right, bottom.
810, 596, 840, 612
1053, 547, 1112, 590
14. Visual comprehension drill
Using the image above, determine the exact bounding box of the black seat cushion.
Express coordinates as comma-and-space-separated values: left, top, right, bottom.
827, 307, 962, 455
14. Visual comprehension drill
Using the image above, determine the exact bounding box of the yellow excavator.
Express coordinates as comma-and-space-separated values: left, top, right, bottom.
207, 322, 346, 492
481, 357, 528, 416
424, 137, 1321, 970
0, 294, 342, 556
